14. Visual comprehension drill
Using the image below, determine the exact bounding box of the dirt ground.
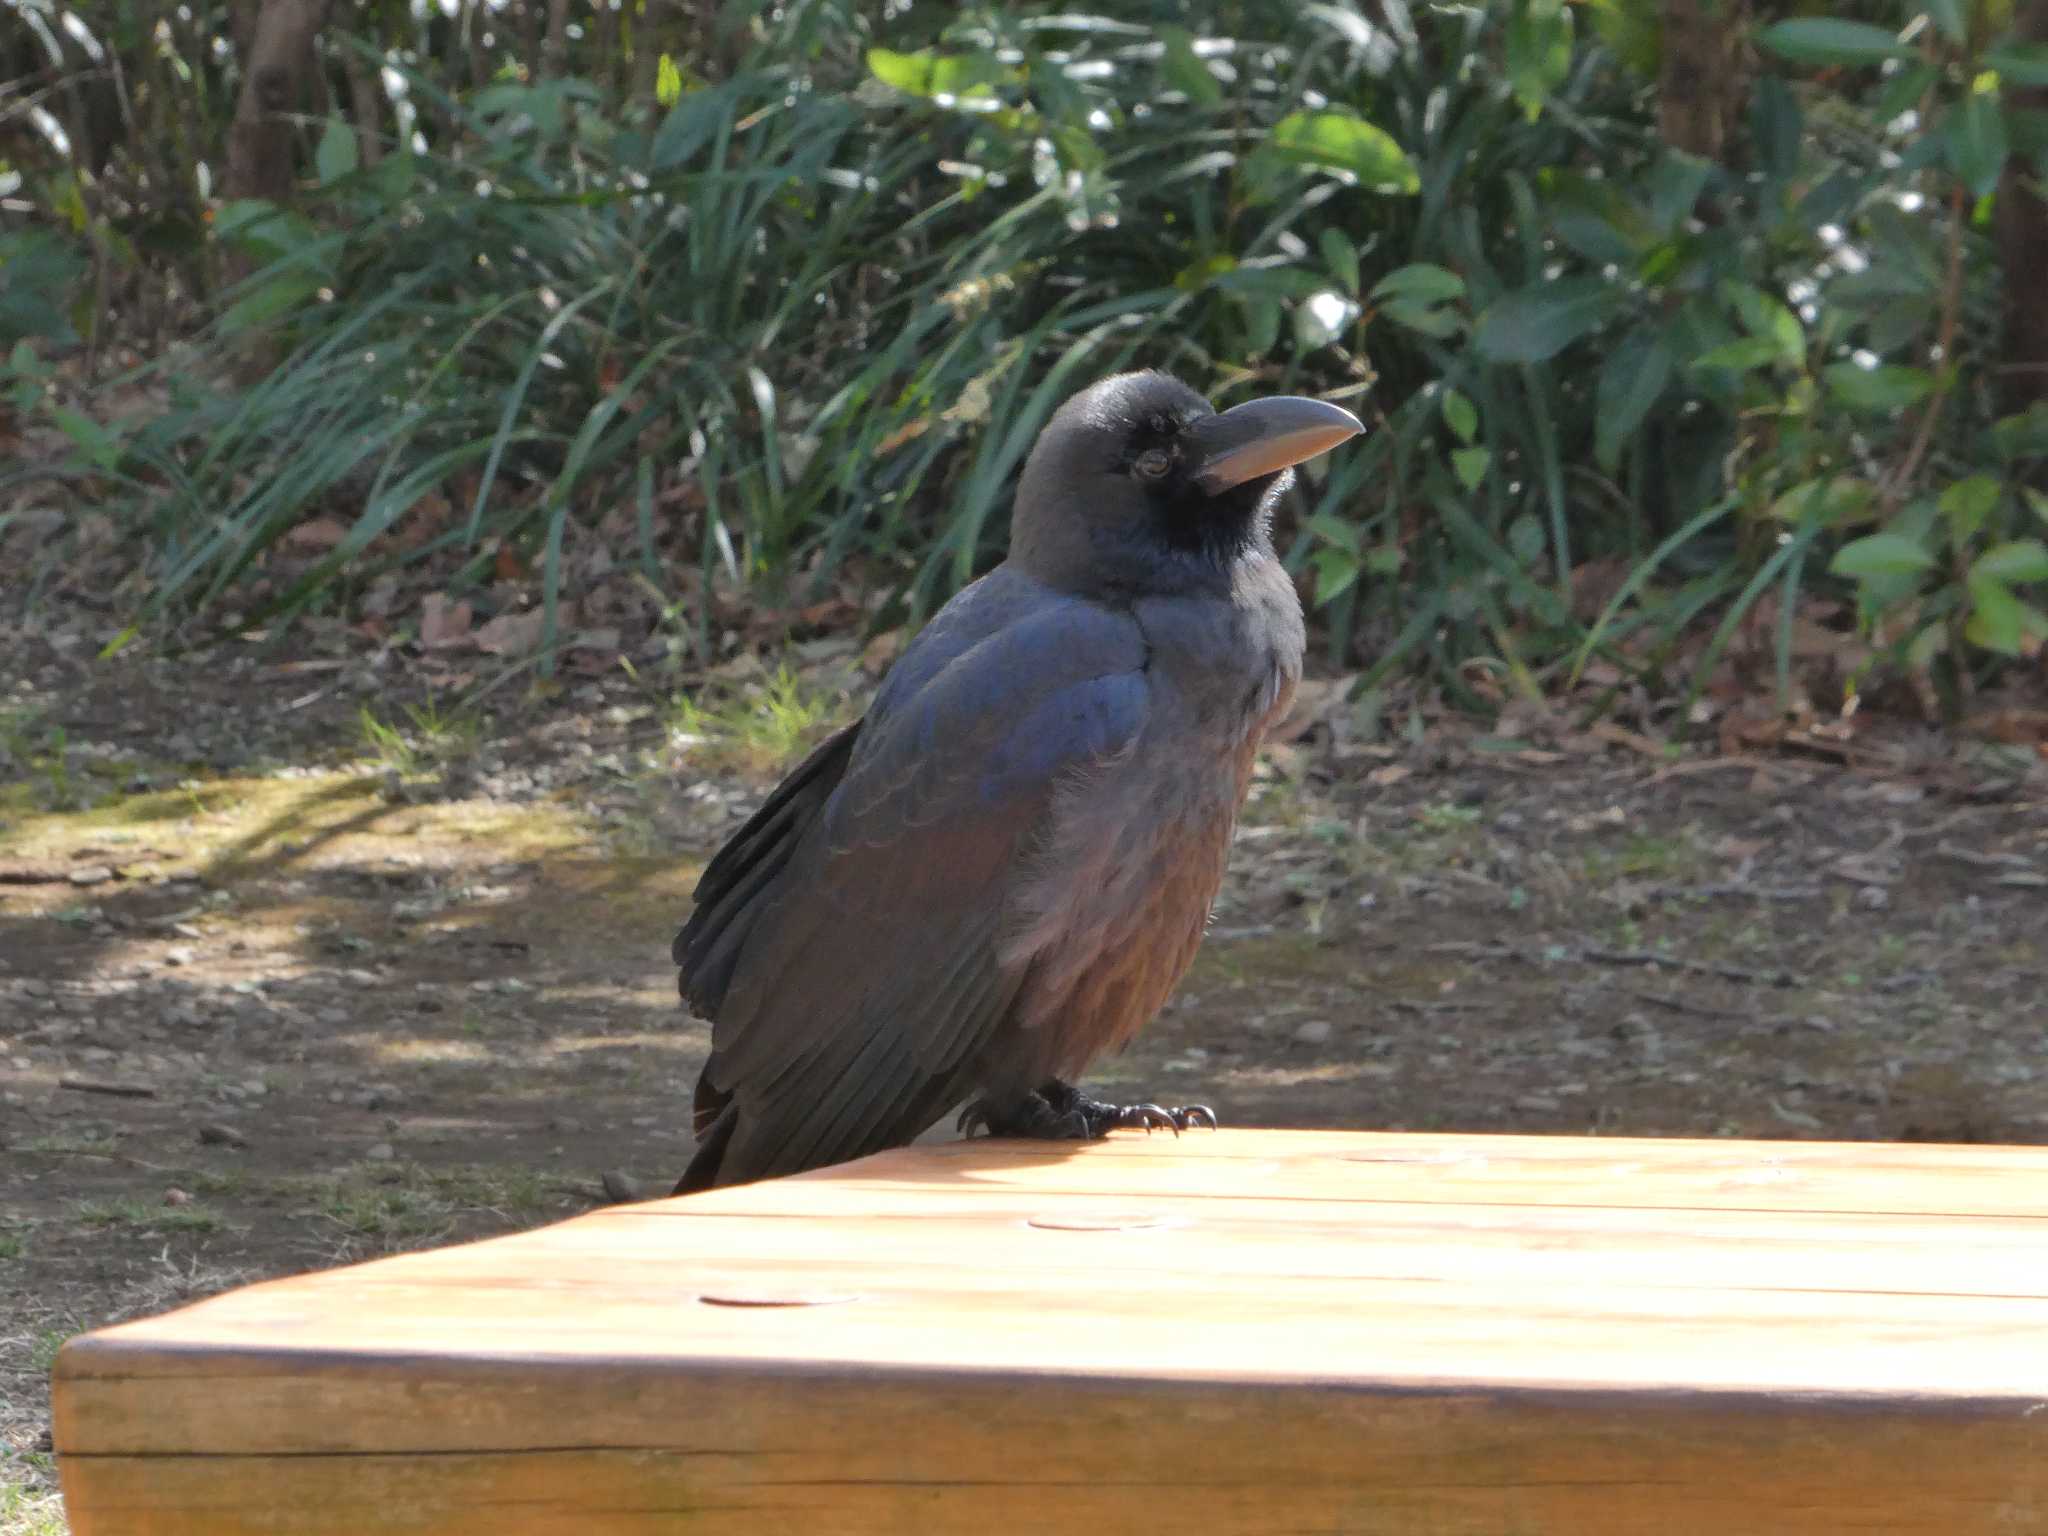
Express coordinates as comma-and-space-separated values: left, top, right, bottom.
3, 619, 2046, 1529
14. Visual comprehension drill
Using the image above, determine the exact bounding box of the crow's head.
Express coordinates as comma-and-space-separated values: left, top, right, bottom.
1011, 371, 1362, 595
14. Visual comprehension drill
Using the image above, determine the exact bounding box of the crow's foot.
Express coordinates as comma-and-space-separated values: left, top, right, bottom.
958, 1080, 1219, 1141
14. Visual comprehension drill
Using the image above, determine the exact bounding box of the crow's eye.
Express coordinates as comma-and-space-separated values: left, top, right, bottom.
1133, 447, 1174, 479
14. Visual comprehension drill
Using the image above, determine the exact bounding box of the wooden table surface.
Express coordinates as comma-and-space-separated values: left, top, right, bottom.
53, 1129, 2048, 1534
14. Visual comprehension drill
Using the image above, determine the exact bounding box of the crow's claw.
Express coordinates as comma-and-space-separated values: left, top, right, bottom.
959, 1082, 1223, 1143
1115, 1102, 1181, 1136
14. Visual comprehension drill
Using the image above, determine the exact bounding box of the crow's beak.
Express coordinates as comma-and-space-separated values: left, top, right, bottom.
1189, 395, 1365, 495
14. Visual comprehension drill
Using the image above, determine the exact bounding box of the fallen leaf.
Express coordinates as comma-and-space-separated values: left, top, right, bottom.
1591, 721, 1674, 761
876, 419, 931, 455
474, 606, 557, 656
1275, 673, 1359, 742
419, 593, 473, 651
1568, 556, 1632, 622
285, 517, 348, 552
861, 630, 904, 676
1965, 708, 2048, 745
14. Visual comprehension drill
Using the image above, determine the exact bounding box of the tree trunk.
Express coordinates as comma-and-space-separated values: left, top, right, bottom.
340, 36, 383, 166
519, 0, 543, 81
462, 0, 493, 92
1997, 0, 2048, 413
224, 0, 334, 202
541, 0, 571, 78
1657, 0, 1750, 161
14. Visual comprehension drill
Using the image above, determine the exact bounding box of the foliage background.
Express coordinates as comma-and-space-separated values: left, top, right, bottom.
6, 0, 2048, 729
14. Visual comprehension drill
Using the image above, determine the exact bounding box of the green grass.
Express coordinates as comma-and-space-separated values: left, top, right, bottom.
0, 709, 82, 813
1415, 802, 1485, 833
667, 665, 849, 776
73, 1198, 225, 1235
295, 1162, 578, 1243
28, 1329, 70, 1377
1580, 833, 1705, 883
357, 700, 482, 780
0, 1456, 66, 1536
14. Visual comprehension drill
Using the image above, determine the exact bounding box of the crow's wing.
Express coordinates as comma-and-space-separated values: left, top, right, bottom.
675, 571, 1149, 1186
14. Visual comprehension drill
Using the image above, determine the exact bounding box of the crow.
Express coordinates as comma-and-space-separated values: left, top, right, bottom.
672, 370, 1361, 1192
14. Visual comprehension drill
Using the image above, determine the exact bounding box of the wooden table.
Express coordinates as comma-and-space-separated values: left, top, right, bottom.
53, 1129, 2048, 1534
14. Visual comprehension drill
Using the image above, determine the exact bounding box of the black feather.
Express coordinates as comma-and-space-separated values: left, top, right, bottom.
672, 722, 859, 1015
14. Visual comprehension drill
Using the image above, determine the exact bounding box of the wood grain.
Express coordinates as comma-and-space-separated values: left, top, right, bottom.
53, 1129, 2048, 1534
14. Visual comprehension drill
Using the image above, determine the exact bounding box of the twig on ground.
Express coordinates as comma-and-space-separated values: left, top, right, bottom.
4, 1143, 183, 1173
1932, 840, 2036, 871
1580, 946, 1797, 987
1643, 881, 1821, 902
1428, 939, 1797, 988
58, 1077, 158, 1099
1624, 988, 1745, 1019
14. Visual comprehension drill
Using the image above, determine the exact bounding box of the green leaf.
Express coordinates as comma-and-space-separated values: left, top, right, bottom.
1594, 328, 1673, 469
1584, 0, 1659, 75
315, 117, 357, 185
1505, 0, 1574, 117
866, 47, 933, 94
1772, 478, 1876, 526
51, 406, 122, 472
1751, 77, 1803, 182
865, 47, 1003, 100
1319, 228, 1360, 296
1762, 300, 1804, 361
1241, 293, 1283, 356
1212, 266, 1329, 301
1921, 0, 1967, 44
1371, 264, 1466, 337
656, 54, 683, 108
1472, 277, 1621, 364
1267, 111, 1421, 194
1757, 18, 1912, 66
1441, 389, 1478, 444
212, 200, 319, 265
1366, 545, 1405, 575
1507, 513, 1545, 563
1452, 445, 1492, 491
1830, 532, 1936, 579
1724, 283, 1803, 359
1822, 363, 1935, 411
1864, 296, 1937, 357
1160, 27, 1223, 107
1307, 510, 1362, 555
1948, 93, 2011, 200
1691, 337, 1787, 372
1992, 403, 2048, 462
1874, 63, 1941, 122
1312, 548, 1362, 605
1370, 264, 1465, 304
1941, 473, 2002, 542
1380, 300, 1465, 337
1972, 538, 2048, 584
2028, 487, 2048, 527
1986, 42, 2048, 87
220, 270, 323, 334
1647, 151, 1712, 236
1966, 577, 2026, 653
